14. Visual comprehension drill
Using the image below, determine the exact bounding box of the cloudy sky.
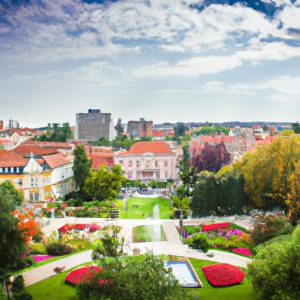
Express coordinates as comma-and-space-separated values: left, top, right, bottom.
0, 0, 300, 127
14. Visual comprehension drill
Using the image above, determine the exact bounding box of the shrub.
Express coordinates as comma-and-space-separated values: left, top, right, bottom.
185, 234, 211, 252
30, 243, 47, 254
45, 240, 74, 255
16, 257, 35, 269
11, 275, 25, 293
202, 263, 245, 287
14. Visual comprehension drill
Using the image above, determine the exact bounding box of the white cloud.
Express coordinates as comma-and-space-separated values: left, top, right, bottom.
277, 5, 300, 29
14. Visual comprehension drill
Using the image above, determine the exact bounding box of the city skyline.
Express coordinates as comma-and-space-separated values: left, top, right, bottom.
0, 0, 300, 127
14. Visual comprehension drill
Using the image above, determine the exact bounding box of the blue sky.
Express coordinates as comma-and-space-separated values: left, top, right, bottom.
0, 0, 300, 127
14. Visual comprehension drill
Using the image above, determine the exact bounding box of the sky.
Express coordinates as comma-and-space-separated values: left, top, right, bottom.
0, 0, 300, 127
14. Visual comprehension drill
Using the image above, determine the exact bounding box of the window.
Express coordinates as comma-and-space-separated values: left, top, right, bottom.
136, 171, 141, 179
127, 171, 132, 179
5, 167, 8, 173
128, 160, 133, 167
11, 167, 14, 173
0, 168, 2, 173
155, 161, 158, 167
35, 193, 39, 201
136, 160, 140, 167
119, 160, 123, 165
165, 171, 168, 179
16, 167, 20, 173
164, 161, 168, 167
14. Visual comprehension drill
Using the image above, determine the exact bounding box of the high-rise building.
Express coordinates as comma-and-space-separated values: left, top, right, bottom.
76, 109, 114, 141
0, 120, 3, 131
127, 118, 153, 138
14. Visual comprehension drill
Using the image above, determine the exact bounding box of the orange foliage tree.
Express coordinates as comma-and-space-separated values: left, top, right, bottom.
12, 210, 40, 244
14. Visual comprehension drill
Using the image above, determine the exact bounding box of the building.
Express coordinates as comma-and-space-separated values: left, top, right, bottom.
0, 120, 3, 131
127, 118, 153, 138
86, 146, 114, 170
76, 109, 114, 141
114, 141, 178, 182
0, 145, 75, 203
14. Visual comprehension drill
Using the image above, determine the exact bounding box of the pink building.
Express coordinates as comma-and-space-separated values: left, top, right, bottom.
114, 141, 178, 182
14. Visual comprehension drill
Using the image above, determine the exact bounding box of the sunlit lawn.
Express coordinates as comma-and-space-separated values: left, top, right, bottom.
116, 197, 172, 219
133, 225, 166, 242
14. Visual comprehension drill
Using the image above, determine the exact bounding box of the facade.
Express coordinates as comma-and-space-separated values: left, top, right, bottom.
127, 118, 153, 138
114, 141, 178, 182
76, 109, 114, 141
0, 147, 75, 203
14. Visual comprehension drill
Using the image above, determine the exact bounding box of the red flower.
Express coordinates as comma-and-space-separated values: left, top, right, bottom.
65, 266, 102, 285
201, 263, 245, 287
202, 222, 231, 232
232, 248, 252, 257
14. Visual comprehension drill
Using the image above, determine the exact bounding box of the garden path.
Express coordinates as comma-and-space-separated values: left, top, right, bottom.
162, 222, 182, 244
21, 250, 93, 286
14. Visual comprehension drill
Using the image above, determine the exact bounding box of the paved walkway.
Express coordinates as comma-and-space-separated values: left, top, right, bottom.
22, 250, 93, 286
162, 222, 182, 244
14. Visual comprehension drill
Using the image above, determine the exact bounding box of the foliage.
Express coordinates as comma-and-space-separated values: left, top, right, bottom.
292, 122, 300, 134
280, 129, 294, 136
34, 123, 72, 142
14, 292, 32, 300
0, 183, 25, 290
45, 233, 74, 255
29, 243, 47, 254
202, 263, 245, 287
12, 210, 40, 244
197, 126, 230, 136
92, 225, 124, 258
192, 169, 248, 217
112, 135, 136, 150
84, 165, 125, 201
236, 136, 300, 224
73, 145, 92, 191
249, 225, 300, 300
251, 214, 294, 245
174, 122, 188, 137
172, 195, 190, 218
191, 141, 230, 172
77, 254, 183, 300
115, 118, 124, 137
185, 233, 211, 252
11, 275, 25, 293
88, 137, 111, 147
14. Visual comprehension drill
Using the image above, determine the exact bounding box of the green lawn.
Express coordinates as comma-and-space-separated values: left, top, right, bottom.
25, 257, 255, 300
133, 225, 166, 242
116, 197, 172, 219
187, 259, 256, 300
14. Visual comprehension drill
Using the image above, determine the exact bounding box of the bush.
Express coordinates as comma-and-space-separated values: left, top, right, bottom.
45, 240, 74, 255
30, 243, 47, 254
16, 257, 35, 269
251, 214, 293, 245
14, 292, 32, 300
11, 275, 25, 293
185, 234, 211, 252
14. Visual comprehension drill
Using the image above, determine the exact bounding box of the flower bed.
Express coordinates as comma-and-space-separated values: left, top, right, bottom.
202, 222, 231, 232
201, 263, 245, 287
65, 266, 102, 285
232, 248, 252, 257
31, 255, 54, 263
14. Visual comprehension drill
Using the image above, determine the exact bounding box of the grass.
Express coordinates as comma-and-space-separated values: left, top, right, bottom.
133, 225, 166, 242
25, 257, 255, 300
187, 259, 256, 300
116, 197, 172, 219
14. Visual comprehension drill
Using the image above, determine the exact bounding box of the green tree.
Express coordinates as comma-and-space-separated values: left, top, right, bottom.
115, 118, 124, 137
77, 254, 183, 300
34, 123, 72, 142
84, 165, 125, 201
0, 183, 26, 299
174, 122, 187, 137
249, 225, 300, 300
292, 122, 300, 134
92, 225, 124, 258
88, 137, 111, 147
73, 145, 92, 191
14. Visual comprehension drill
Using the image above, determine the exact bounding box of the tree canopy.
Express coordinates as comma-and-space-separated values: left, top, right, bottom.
174, 122, 188, 137
197, 125, 230, 136
84, 165, 125, 201
34, 123, 72, 142
73, 144, 92, 191
236, 136, 300, 224
249, 225, 300, 300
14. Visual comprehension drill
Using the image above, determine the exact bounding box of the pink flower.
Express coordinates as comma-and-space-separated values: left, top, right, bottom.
232, 248, 252, 257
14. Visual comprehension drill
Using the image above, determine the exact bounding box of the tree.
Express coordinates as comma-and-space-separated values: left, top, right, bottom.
0, 181, 23, 209
84, 165, 125, 201
88, 137, 111, 147
292, 122, 300, 134
92, 225, 124, 258
248, 225, 300, 300
77, 254, 183, 300
73, 145, 92, 191
34, 123, 72, 142
236, 136, 300, 223
191, 142, 230, 173
0, 183, 26, 298
115, 118, 124, 137
174, 122, 187, 137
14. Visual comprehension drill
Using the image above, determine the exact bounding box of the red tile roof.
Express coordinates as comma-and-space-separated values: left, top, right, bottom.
122, 141, 173, 155
42, 153, 72, 169
0, 150, 28, 167
14, 145, 58, 156
23, 141, 71, 149
90, 156, 114, 169
0, 139, 9, 145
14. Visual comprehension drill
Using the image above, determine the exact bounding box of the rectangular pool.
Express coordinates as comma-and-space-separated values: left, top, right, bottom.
164, 260, 202, 288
